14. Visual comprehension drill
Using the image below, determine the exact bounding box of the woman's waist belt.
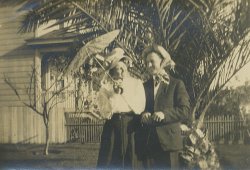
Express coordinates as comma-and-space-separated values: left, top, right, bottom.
112, 112, 135, 119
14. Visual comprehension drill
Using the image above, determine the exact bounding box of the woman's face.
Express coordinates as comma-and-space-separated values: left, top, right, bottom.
109, 61, 127, 80
146, 52, 162, 75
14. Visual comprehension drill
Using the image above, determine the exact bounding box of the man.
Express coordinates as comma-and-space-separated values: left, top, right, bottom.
141, 44, 190, 169
97, 48, 146, 169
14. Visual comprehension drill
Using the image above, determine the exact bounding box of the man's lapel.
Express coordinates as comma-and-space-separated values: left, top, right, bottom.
154, 81, 169, 110
155, 82, 164, 102
146, 77, 154, 113
147, 77, 154, 99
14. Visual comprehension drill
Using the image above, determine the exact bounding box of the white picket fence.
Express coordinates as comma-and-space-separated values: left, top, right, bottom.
64, 113, 247, 144
204, 115, 245, 144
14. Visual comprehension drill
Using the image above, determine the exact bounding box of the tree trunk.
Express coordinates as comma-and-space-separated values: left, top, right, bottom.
44, 123, 50, 155
76, 78, 83, 111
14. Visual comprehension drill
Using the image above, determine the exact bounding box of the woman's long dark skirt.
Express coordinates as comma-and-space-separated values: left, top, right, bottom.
97, 112, 143, 169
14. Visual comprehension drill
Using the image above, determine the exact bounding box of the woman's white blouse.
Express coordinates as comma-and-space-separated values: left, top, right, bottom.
97, 76, 146, 118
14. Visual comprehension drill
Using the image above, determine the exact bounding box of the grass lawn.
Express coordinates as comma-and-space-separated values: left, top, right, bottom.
0, 143, 100, 169
0, 143, 250, 169
216, 144, 250, 170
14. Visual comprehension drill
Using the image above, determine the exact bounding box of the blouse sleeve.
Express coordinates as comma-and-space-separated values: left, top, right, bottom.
96, 85, 113, 119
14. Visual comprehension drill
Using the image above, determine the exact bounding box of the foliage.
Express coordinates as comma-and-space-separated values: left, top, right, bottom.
206, 88, 241, 116
207, 82, 250, 116
235, 81, 250, 105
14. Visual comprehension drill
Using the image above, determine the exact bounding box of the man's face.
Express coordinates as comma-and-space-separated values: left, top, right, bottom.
146, 52, 162, 75
110, 61, 127, 80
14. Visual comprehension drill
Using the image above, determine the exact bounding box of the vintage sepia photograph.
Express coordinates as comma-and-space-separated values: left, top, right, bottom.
0, 0, 250, 169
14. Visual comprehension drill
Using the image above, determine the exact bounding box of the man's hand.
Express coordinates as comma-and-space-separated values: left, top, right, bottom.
141, 112, 152, 124
152, 111, 165, 122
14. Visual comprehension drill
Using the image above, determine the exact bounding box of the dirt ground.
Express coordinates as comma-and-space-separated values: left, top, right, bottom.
0, 143, 250, 169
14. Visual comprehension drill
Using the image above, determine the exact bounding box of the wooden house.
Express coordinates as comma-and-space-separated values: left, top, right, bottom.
0, 5, 83, 144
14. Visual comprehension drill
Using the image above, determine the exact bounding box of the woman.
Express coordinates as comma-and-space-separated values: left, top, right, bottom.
96, 48, 146, 169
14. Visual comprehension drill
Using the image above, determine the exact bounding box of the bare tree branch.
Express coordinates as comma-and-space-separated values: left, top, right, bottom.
4, 74, 21, 101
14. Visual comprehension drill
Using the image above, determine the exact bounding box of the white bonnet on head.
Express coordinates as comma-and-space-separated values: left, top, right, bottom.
142, 44, 175, 69
105, 48, 131, 70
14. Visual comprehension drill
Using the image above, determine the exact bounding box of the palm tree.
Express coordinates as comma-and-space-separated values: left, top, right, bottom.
18, 0, 250, 125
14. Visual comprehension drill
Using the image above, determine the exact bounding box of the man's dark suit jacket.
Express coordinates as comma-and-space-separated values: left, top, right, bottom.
143, 76, 190, 151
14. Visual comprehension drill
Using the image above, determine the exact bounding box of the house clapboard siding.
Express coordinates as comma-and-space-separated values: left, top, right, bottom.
0, 5, 67, 144
0, 106, 66, 144
0, 6, 35, 106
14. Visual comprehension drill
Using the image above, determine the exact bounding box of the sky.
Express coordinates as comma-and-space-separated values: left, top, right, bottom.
227, 61, 250, 88
226, 31, 250, 88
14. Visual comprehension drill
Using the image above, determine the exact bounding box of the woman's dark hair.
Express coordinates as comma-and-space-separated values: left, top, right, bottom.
108, 59, 128, 78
